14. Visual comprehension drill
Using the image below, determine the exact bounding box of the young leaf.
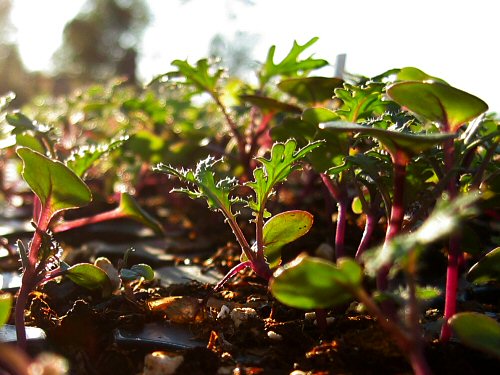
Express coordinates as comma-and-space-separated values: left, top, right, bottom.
259, 37, 327, 87
66, 137, 127, 178
246, 139, 323, 215
450, 312, 500, 359
118, 193, 165, 235
16, 147, 92, 217
120, 264, 155, 282
387, 81, 488, 132
467, 247, 500, 285
154, 156, 241, 217
271, 254, 362, 309
0, 293, 13, 327
262, 210, 314, 268
65, 263, 111, 291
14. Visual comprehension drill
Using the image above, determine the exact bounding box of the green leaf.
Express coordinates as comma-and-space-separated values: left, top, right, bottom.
302, 107, 340, 125
6, 112, 37, 134
467, 247, 500, 285
160, 58, 225, 95
263, 210, 314, 267
334, 83, 387, 122
239, 94, 302, 114
278, 77, 343, 103
15, 134, 45, 153
271, 254, 362, 309
387, 81, 488, 132
118, 193, 165, 235
66, 137, 127, 178
0, 293, 12, 327
65, 263, 111, 291
17, 147, 92, 217
259, 37, 328, 87
154, 156, 241, 218
120, 264, 155, 281
396, 67, 448, 85
450, 312, 500, 359
320, 121, 454, 159
246, 139, 323, 215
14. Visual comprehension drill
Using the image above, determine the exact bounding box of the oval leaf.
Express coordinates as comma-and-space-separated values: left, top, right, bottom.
450, 312, 500, 359
65, 263, 111, 291
387, 81, 488, 132
270, 254, 362, 309
118, 193, 165, 235
121, 264, 155, 281
278, 77, 343, 103
263, 210, 314, 267
0, 293, 13, 327
320, 121, 454, 158
467, 247, 500, 285
16, 147, 92, 217
239, 94, 302, 114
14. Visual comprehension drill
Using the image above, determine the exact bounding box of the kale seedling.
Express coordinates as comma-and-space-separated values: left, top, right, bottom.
154, 139, 322, 289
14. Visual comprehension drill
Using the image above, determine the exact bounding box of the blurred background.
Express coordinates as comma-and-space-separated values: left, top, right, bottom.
1, 0, 498, 111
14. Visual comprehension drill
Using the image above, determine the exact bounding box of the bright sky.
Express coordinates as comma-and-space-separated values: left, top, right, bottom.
10, 0, 500, 112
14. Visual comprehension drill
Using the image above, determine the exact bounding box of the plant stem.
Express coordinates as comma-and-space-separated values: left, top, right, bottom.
320, 173, 347, 259
15, 205, 52, 349
355, 209, 378, 261
441, 138, 458, 341
53, 208, 123, 233
377, 153, 407, 290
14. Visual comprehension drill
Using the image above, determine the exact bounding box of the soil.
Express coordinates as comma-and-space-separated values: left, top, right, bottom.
2, 183, 500, 374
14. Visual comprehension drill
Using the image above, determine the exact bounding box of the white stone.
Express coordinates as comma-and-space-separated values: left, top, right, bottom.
143, 351, 184, 375
230, 307, 257, 328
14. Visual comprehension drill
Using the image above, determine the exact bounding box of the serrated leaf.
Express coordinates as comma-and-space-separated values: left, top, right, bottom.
450, 312, 500, 359
154, 156, 241, 217
334, 83, 387, 122
263, 210, 314, 267
118, 193, 165, 236
246, 139, 323, 214
259, 37, 328, 87
66, 137, 127, 178
0, 293, 12, 327
271, 255, 362, 309
387, 81, 488, 132
467, 247, 500, 285
17, 147, 92, 218
65, 263, 111, 291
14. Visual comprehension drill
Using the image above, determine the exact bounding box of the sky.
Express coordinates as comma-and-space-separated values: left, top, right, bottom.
10, 0, 500, 112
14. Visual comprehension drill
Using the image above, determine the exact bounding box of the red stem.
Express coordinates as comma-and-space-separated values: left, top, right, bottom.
355, 210, 378, 261
377, 153, 407, 290
15, 204, 52, 349
53, 208, 123, 233
441, 138, 459, 341
320, 173, 347, 260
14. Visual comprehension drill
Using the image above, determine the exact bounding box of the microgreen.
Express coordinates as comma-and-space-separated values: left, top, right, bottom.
155, 139, 322, 288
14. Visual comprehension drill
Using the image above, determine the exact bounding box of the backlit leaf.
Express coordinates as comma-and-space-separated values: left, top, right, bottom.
17, 147, 92, 218
387, 81, 488, 132
467, 247, 500, 285
263, 210, 314, 267
118, 193, 165, 235
271, 254, 362, 309
450, 312, 500, 359
0, 293, 12, 327
65, 263, 111, 291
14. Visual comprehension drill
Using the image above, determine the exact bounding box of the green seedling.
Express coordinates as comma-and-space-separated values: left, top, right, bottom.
155, 139, 321, 289
271, 193, 479, 375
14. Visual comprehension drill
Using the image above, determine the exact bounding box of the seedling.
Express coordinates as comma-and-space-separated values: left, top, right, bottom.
271, 193, 479, 375
154, 139, 321, 289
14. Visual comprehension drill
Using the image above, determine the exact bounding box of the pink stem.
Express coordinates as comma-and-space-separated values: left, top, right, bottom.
214, 261, 252, 291
53, 209, 123, 233
355, 210, 378, 261
441, 137, 459, 341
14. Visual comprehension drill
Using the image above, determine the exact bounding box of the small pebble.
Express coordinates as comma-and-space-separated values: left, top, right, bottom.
143, 351, 184, 375
230, 307, 257, 328
217, 305, 231, 319
267, 331, 282, 341
304, 312, 316, 320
